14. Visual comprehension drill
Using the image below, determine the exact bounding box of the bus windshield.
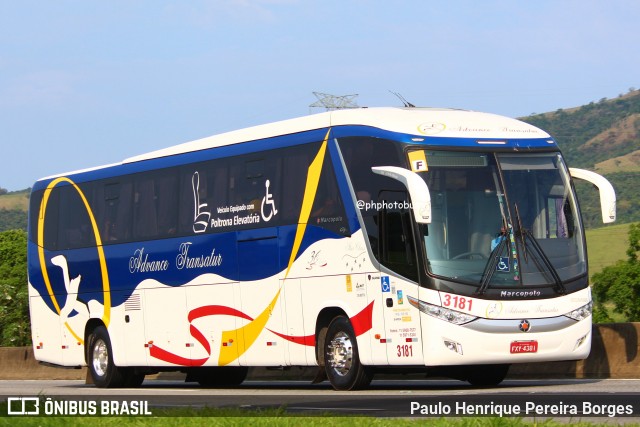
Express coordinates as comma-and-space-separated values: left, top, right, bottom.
417, 150, 585, 289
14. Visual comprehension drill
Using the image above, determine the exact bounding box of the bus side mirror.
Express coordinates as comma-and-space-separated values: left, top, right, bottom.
371, 166, 432, 224
569, 168, 616, 224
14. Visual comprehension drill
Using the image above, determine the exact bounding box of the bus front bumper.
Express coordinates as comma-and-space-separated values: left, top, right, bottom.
421, 314, 592, 366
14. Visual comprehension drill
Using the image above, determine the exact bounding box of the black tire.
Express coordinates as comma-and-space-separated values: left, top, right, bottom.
466, 364, 510, 387
87, 325, 126, 388
323, 316, 373, 391
194, 367, 249, 387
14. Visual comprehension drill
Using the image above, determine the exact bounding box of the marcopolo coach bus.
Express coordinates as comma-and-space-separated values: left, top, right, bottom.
27, 107, 616, 390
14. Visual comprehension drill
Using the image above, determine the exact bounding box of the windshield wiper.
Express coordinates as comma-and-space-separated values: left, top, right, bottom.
513, 203, 566, 295
514, 203, 528, 262
523, 229, 566, 294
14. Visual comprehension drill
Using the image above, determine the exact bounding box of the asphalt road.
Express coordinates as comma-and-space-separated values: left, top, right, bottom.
2, 378, 640, 420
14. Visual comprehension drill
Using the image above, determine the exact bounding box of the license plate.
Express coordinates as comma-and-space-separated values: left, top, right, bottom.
510, 340, 538, 354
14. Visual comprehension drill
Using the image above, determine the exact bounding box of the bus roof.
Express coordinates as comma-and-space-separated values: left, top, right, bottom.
123, 107, 550, 164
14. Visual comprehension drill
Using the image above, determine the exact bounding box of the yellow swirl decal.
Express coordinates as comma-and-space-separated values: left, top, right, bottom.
37, 177, 111, 341
218, 129, 330, 365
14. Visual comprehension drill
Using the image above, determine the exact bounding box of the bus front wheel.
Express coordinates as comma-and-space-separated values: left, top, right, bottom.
323, 316, 372, 391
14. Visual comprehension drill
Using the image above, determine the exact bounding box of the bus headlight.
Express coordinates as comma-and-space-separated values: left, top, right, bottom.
564, 302, 592, 321
408, 296, 477, 325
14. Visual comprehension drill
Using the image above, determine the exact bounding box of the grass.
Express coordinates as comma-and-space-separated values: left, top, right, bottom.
0, 190, 29, 211
2, 408, 638, 427
585, 222, 632, 277
2, 401, 638, 426
2, 401, 639, 426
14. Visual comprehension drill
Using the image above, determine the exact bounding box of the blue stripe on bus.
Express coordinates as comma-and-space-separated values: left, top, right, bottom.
31, 127, 331, 191
31, 125, 557, 191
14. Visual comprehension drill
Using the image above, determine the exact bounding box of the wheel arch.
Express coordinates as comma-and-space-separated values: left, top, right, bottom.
84, 318, 106, 365
314, 306, 348, 367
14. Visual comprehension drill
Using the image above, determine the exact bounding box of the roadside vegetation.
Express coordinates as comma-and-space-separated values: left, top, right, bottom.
0, 229, 29, 346
591, 223, 640, 323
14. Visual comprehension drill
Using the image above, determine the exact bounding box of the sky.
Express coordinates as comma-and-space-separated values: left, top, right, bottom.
1, 0, 639, 191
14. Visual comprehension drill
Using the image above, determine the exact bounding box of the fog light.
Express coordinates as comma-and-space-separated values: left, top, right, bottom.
574, 334, 588, 350
444, 339, 463, 355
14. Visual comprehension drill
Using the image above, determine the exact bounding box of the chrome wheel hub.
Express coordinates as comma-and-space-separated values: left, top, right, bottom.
92, 339, 109, 378
327, 332, 353, 376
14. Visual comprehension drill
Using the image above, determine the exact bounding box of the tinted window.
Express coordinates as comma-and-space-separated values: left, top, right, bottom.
58, 184, 96, 249
31, 139, 350, 246
338, 137, 403, 256
41, 189, 60, 250
309, 143, 349, 235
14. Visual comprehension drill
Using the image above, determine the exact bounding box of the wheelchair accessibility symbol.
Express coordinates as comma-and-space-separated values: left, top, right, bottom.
381, 276, 391, 292
261, 179, 278, 222
497, 256, 510, 272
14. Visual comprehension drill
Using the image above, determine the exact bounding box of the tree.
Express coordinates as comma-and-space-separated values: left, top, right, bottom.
0, 229, 30, 346
592, 223, 640, 322
0, 209, 28, 232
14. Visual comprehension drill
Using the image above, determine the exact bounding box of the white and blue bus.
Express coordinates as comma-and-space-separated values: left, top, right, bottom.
27, 107, 616, 390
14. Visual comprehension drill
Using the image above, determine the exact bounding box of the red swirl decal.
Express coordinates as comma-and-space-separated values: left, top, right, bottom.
149, 301, 374, 366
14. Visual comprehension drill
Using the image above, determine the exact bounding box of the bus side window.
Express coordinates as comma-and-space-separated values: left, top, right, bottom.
102, 181, 132, 242
281, 149, 309, 224
244, 158, 268, 216
309, 145, 349, 235
337, 136, 403, 252
131, 172, 179, 240
133, 177, 158, 240
156, 173, 178, 237
58, 183, 95, 249
42, 188, 60, 250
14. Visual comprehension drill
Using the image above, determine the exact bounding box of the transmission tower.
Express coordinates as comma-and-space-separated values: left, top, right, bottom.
309, 92, 359, 112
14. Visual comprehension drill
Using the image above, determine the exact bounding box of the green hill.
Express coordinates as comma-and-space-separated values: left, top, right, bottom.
0, 189, 29, 211
520, 89, 640, 168
0, 189, 29, 232
520, 89, 640, 228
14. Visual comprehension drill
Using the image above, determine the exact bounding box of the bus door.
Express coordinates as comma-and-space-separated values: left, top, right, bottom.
376, 190, 424, 365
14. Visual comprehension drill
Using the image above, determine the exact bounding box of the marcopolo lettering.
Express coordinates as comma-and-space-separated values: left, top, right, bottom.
500, 290, 541, 298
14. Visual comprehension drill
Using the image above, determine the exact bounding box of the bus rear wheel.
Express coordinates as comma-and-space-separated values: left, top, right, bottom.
323, 316, 372, 391
87, 325, 144, 388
